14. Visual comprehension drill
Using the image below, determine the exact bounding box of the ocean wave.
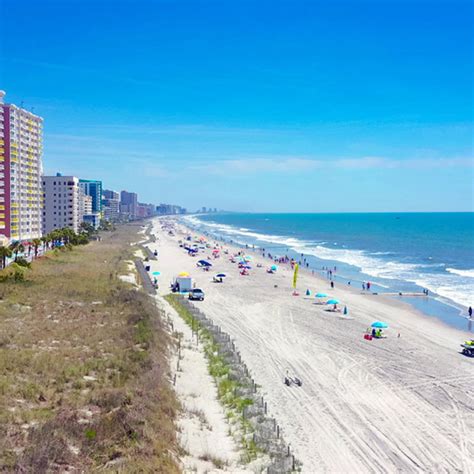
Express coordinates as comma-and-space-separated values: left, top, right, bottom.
407, 275, 474, 309
184, 216, 311, 248
446, 268, 474, 278
181, 215, 472, 308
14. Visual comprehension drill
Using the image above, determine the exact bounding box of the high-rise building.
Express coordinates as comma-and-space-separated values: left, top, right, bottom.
79, 179, 102, 228
79, 179, 102, 213
0, 90, 43, 242
103, 189, 119, 200
42, 174, 81, 234
137, 202, 156, 218
102, 189, 120, 222
79, 192, 93, 217
120, 190, 138, 219
156, 203, 186, 215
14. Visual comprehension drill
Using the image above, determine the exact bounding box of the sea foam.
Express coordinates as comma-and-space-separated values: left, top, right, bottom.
182, 215, 473, 309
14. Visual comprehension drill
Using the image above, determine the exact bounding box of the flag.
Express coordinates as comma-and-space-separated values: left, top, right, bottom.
292, 264, 299, 289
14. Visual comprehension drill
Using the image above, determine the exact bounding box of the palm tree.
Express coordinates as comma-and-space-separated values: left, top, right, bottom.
9, 241, 20, 261
17, 244, 25, 261
32, 238, 41, 258
0, 246, 13, 269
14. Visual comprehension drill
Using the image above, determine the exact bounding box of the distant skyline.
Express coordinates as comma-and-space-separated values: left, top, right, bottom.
0, 0, 472, 212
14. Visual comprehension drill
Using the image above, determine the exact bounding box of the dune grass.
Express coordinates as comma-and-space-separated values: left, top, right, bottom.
0, 224, 179, 472
164, 294, 259, 462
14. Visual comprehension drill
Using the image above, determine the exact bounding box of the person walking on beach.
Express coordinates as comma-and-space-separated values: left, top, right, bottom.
469, 306, 473, 319
367, 281, 371, 291
330, 281, 334, 289
362, 282, 366, 291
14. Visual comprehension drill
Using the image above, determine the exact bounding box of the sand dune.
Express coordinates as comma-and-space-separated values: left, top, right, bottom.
148, 217, 474, 473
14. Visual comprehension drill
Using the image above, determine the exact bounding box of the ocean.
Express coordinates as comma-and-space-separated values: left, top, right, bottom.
182, 212, 474, 332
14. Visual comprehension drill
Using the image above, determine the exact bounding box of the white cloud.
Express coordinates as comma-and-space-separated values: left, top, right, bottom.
189, 155, 473, 175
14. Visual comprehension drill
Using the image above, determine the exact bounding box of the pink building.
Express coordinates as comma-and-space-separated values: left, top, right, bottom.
0, 91, 43, 243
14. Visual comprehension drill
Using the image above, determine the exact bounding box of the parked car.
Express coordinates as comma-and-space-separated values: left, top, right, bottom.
189, 288, 205, 301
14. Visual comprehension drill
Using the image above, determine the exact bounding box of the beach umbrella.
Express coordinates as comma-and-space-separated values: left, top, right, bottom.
152, 271, 161, 276
244, 255, 252, 261
178, 271, 190, 277
326, 299, 340, 305
271, 264, 278, 271
315, 293, 327, 298
371, 321, 388, 329
212, 249, 220, 253
198, 260, 212, 266
216, 273, 226, 278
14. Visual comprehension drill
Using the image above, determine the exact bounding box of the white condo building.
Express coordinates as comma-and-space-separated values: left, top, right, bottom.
42, 175, 81, 234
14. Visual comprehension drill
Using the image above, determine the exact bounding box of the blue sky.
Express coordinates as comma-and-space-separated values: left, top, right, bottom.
0, 0, 472, 212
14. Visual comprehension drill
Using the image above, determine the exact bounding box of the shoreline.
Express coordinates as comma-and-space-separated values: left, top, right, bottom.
184, 216, 473, 333
148, 215, 473, 472
184, 218, 471, 340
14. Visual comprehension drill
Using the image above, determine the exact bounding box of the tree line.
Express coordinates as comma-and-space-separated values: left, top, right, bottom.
0, 222, 98, 272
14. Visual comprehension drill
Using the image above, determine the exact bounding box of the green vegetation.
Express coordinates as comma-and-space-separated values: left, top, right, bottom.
0, 224, 179, 472
164, 294, 258, 462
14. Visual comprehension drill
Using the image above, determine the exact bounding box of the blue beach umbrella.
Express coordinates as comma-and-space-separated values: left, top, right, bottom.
152, 271, 161, 276
326, 299, 340, 305
216, 273, 226, 278
198, 260, 212, 267
315, 293, 328, 298
371, 321, 388, 329
271, 265, 278, 271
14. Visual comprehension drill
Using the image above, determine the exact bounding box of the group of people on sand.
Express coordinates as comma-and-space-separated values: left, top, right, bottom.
368, 327, 385, 338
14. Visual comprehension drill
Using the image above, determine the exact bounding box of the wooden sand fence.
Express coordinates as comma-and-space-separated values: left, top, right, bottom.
174, 295, 301, 473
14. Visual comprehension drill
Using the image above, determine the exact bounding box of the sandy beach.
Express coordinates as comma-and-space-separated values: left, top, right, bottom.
147, 217, 473, 473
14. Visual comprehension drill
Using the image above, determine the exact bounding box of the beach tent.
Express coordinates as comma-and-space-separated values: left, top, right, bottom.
174, 276, 193, 292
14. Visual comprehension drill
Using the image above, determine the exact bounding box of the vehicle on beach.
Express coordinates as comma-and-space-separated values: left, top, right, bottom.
284, 371, 302, 387
189, 288, 205, 301
461, 340, 474, 357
